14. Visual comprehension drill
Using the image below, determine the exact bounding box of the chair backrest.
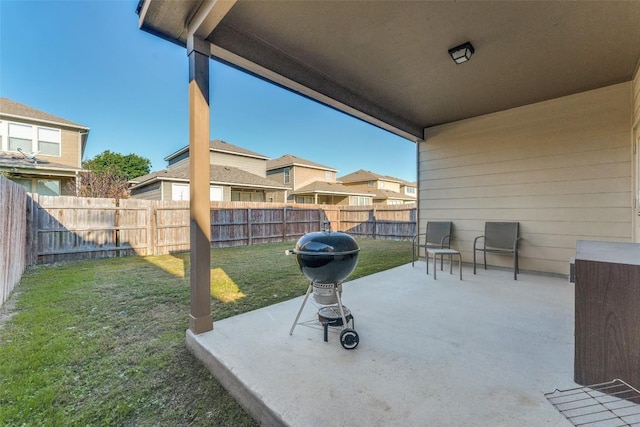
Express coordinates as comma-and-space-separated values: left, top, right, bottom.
484, 222, 519, 250
426, 221, 452, 246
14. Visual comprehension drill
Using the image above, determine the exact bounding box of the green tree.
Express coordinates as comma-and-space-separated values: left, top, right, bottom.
83, 150, 151, 179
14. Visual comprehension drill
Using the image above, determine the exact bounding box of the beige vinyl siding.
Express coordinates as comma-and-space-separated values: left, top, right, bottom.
57, 128, 81, 167
130, 181, 162, 200
265, 190, 287, 203
208, 152, 266, 177
167, 151, 189, 167
633, 68, 640, 129
293, 166, 332, 189
379, 180, 400, 192
169, 152, 267, 178
267, 168, 288, 185
420, 82, 633, 275
633, 69, 640, 240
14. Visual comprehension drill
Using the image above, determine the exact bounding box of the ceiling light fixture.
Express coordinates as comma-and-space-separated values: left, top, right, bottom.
448, 41, 474, 64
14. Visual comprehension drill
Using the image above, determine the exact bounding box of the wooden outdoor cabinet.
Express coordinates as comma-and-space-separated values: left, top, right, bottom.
574, 240, 640, 389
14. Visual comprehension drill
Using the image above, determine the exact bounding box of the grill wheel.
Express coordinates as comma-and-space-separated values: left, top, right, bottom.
340, 328, 359, 350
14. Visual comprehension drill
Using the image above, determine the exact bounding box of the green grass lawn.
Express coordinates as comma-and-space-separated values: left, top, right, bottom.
0, 239, 412, 426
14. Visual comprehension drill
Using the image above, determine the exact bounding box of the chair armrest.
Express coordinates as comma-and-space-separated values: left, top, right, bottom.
512, 236, 521, 252
474, 235, 485, 249
441, 234, 451, 248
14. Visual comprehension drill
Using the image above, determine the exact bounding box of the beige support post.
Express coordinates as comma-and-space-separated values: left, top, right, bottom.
188, 36, 213, 334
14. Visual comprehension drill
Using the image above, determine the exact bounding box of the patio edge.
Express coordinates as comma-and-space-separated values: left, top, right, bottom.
185, 329, 288, 427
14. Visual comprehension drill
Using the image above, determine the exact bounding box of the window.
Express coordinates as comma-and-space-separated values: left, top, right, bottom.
367, 181, 375, 187
232, 190, 264, 202
380, 182, 385, 188
11, 178, 32, 192
172, 183, 189, 200
210, 186, 223, 201
295, 195, 314, 204
388, 199, 402, 205
284, 167, 290, 184
172, 184, 225, 201
38, 127, 61, 156
37, 179, 60, 196
8, 123, 33, 152
325, 171, 332, 180
350, 196, 372, 206
406, 187, 416, 194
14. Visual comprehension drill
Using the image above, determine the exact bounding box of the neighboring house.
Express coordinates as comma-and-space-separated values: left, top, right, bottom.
129, 140, 288, 201
338, 169, 417, 205
267, 154, 373, 205
0, 98, 90, 196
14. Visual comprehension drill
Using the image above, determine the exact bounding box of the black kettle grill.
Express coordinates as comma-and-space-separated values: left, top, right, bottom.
287, 228, 360, 350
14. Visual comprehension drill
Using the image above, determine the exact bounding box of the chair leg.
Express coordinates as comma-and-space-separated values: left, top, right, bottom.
514, 252, 518, 280
412, 244, 415, 267
483, 250, 487, 270
473, 248, 477, 274
426, 251, 429, 275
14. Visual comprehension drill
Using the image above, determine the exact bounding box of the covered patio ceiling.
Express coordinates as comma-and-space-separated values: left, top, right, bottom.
139, 0, 640, 141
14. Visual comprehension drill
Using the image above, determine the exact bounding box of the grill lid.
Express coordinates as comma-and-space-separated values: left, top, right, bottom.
290, 231, 360, 284
294, 230, 359, 255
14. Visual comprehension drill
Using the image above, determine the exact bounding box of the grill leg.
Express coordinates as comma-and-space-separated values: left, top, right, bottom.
334, 284, 349, 328
289, 283, 313, 335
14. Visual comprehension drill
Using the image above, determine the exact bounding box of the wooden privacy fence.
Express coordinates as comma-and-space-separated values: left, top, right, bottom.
0, 176, 27, 308
26, 195, 416, 265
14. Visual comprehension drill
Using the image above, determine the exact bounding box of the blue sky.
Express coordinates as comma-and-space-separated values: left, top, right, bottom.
0, 0, 417, 182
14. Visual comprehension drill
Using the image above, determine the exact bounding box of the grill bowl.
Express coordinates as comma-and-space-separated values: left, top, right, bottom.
291, 231, 359, 284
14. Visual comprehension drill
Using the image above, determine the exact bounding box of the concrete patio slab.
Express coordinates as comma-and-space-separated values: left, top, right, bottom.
187, 262, 577, 426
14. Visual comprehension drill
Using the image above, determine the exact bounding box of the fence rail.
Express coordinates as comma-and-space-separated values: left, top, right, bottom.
25, 195, 416, 265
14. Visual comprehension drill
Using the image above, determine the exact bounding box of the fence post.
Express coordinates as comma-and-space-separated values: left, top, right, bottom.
372, 207, 377, 239
32, 193, 39, 264
283, 206, 287, 241
115, 199, 121, 257
25, 194, 34, 265
247, 207, 252, 246
148, 202, 156, 255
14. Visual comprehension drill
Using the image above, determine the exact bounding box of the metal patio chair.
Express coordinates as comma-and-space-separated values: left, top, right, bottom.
412, 221, 452, 269
473, 221, 520, 280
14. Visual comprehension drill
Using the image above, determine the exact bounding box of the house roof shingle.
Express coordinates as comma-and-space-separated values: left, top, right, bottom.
164, 139, 270, 162
346, 185, 417, 201
339, 169, 415, 186
130, 163, 289, 190
0, 151, 83, 174
291, 181, 370, 196
0, 98, 89, 129
267, 154, 337, 172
